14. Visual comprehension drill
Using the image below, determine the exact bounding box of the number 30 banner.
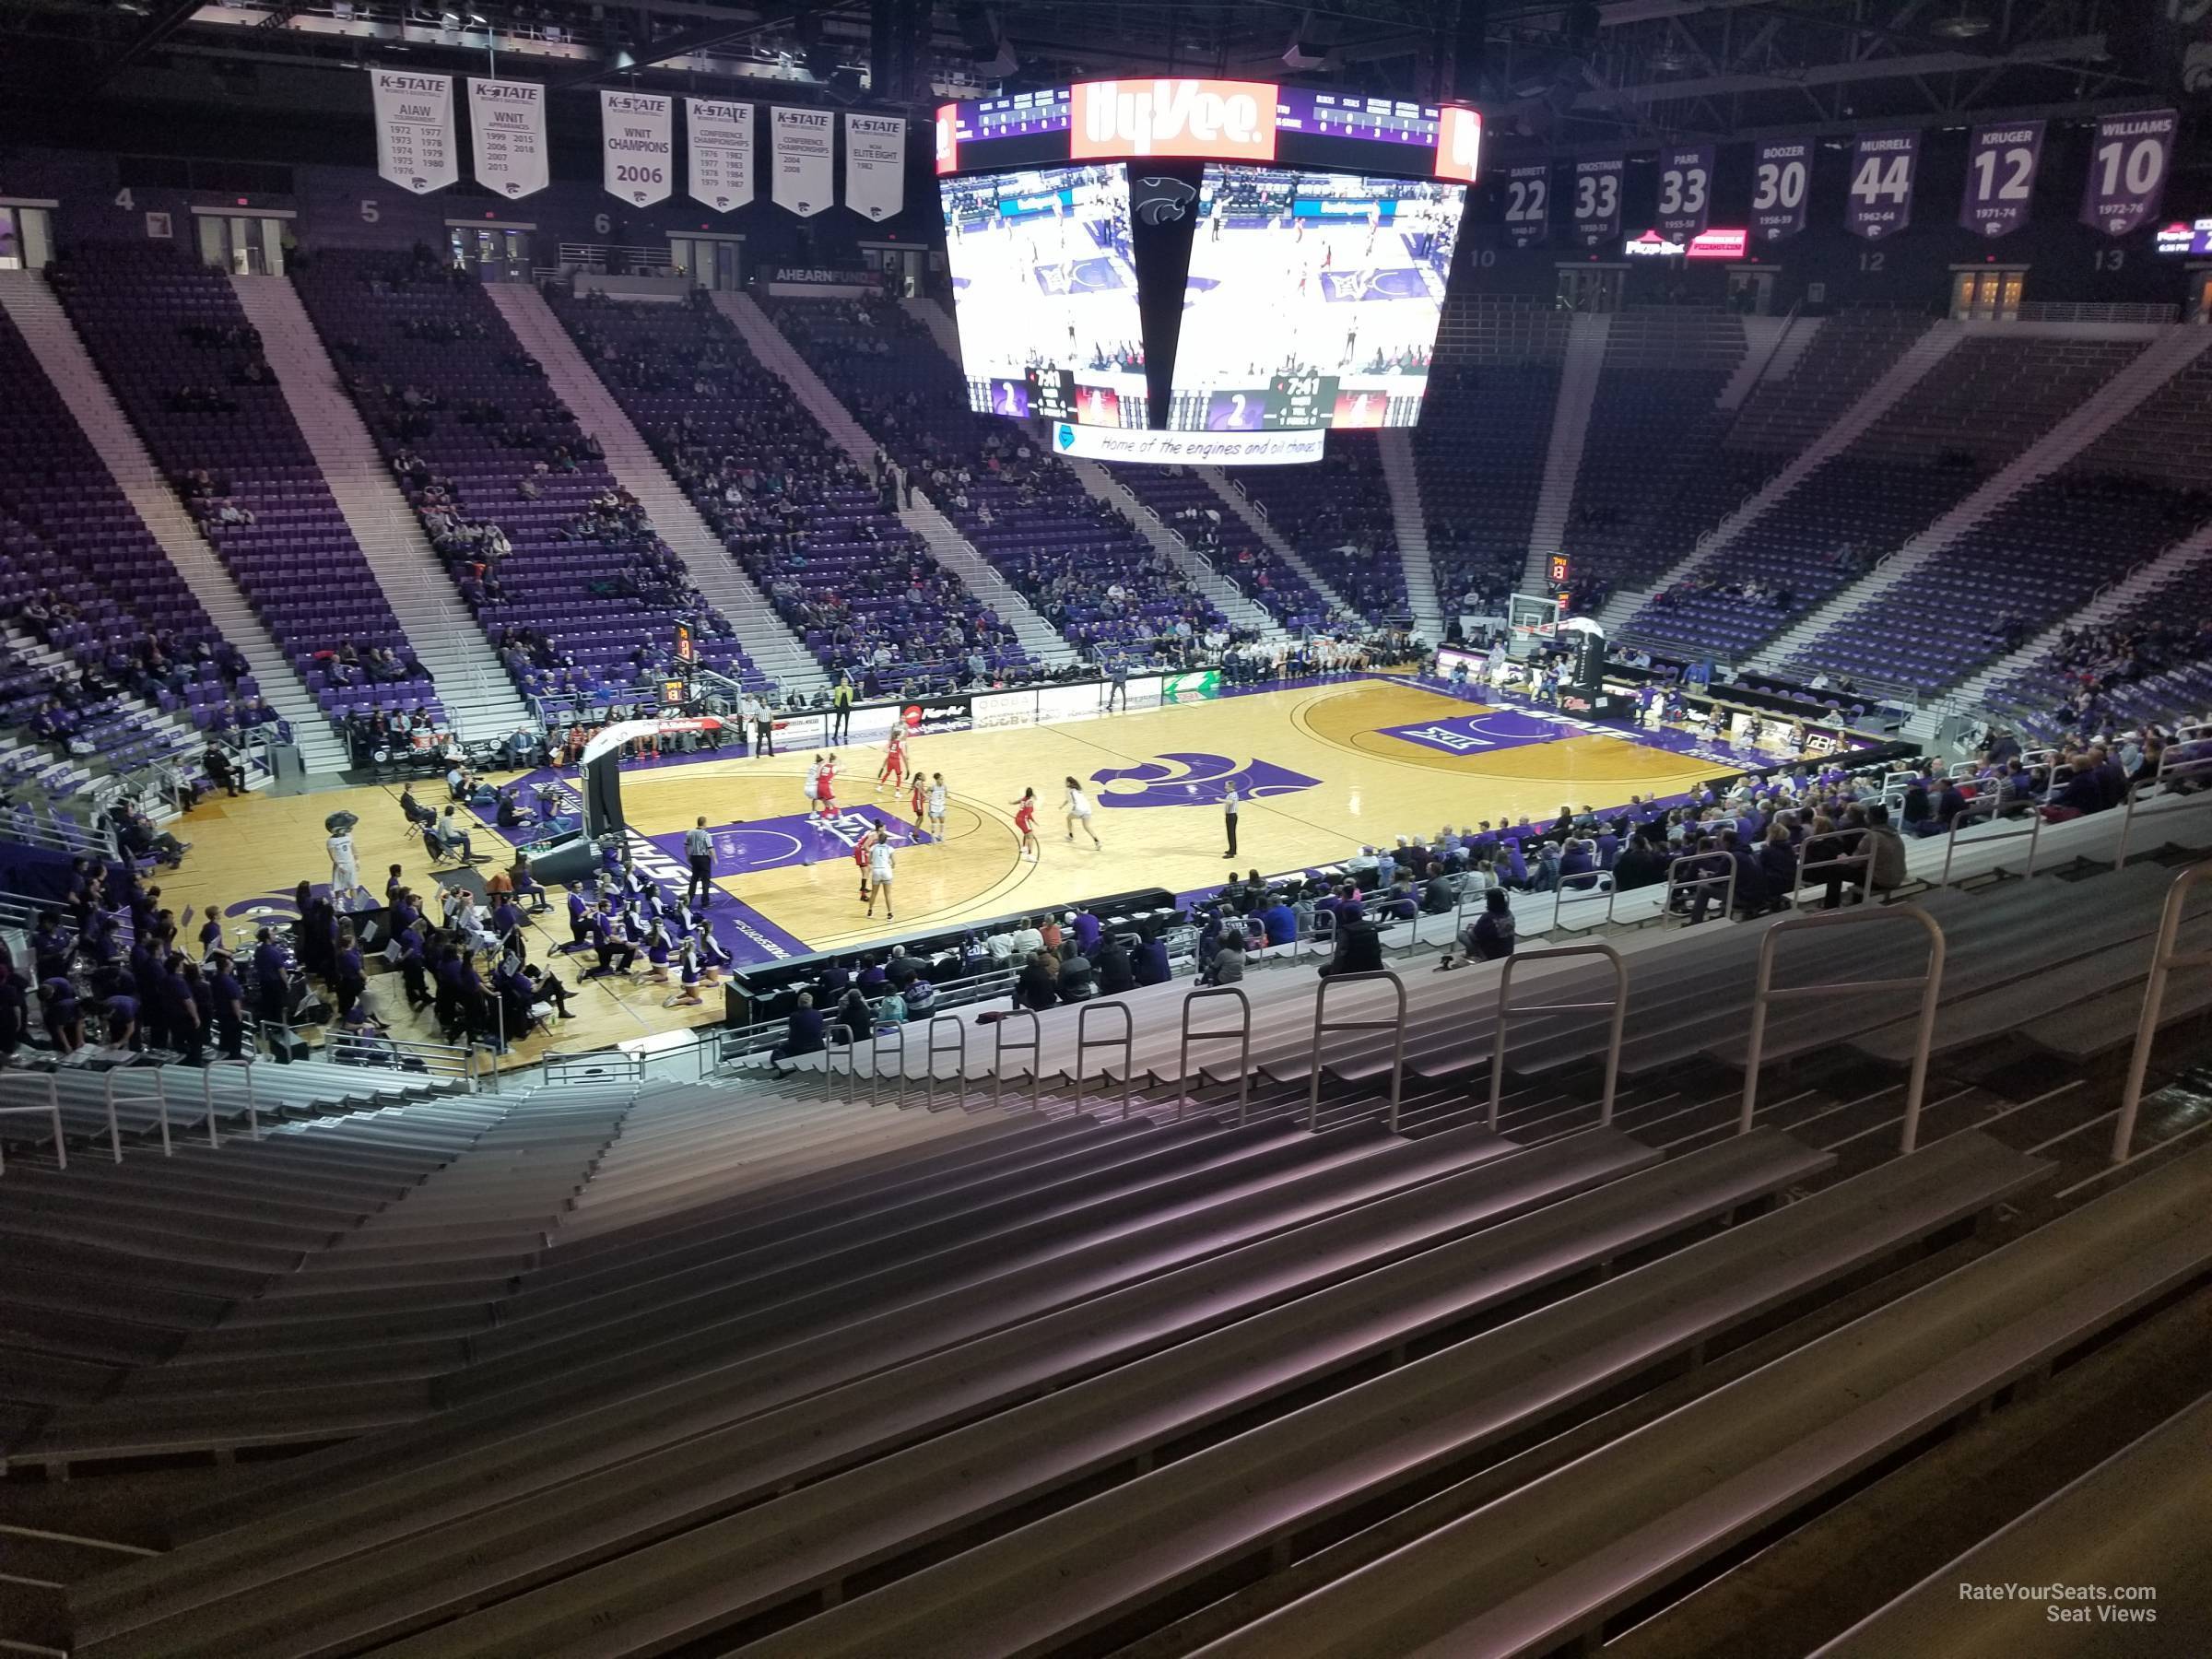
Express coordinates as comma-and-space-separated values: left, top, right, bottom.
1845, 130, 1918, 240
1750, 137, 1810, 242
2081, 110, 2176, 239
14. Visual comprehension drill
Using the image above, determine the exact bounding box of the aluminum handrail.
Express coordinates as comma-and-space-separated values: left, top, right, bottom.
0, 1081, 65, 1175
1664, 851, 1737, 926
923, 1015, 968, 1112
1308, 970, 1407, 1133
1546, 868, 1613, 935
1741, 904, 1946, 1154
990, 1009, 1042, 1113
541, 1048, 647, 1088
2110, 863, 2212, 1165
1937, 795, 2042, 888
1788, 827, 1872, 910
198, 1055, 257, 1147
1073, 1001, 1135, 1119
2113, 749, 2212, 871
868, 1025, 907, 1109
1177, 986, 1253, 1125
1487, 943, 1628, 1132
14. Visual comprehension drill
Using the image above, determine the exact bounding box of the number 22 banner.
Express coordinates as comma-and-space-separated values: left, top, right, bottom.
1571, 154, 1623, 249
1959, 120, 2041, 240
2081, 110, 2176, 239
1844, 130, 1918, 241
1500, 162, 1549, 249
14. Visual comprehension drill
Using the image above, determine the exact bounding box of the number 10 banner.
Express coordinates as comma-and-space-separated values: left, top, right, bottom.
1844, 130, 1919, 240
2081, 110, 2176, 239
1959, 120, 2041, 240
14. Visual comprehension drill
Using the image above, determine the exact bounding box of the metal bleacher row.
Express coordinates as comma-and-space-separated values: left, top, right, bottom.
2, 786, 2208, 1657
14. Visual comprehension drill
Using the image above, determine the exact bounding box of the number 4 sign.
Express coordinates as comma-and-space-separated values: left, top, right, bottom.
1845, 131, 1918, 240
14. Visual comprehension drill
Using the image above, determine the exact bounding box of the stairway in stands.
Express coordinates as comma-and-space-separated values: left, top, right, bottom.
712, 289, 1077, 669
0, 274, 347, 772
1066, 457, 1285, 640
1194, 465, 1357, 618
1522, 312, 1610, 593
485, 285, 828, 694
231, 276, 533, 741
1376, 429, 1441, 640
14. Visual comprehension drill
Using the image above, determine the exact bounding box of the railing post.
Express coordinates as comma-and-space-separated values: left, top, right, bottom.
1073, 1001, 1135, 1119
1178, 986, 1253, 1124
2111, 865, 2211, 1165
1488, 943, 1629, 1132
869, 1025, 908, 1108
924, 1015, 968, 1112
1307, 970, 1407, 1133
990, 1010, 1042, 1113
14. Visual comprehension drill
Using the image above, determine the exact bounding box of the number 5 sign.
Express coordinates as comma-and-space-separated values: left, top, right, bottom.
2081, 110, 2176, 239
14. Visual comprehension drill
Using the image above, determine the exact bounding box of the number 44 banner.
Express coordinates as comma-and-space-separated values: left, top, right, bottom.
1845, 130, 1919, 240
1959, 121, 2041, 240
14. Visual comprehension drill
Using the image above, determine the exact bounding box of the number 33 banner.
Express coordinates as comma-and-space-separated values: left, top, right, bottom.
1959, 121, 2041, 240
2081, 110, 2176, 239
1845, 130, 1918, 240
1654, 145, 1713, 240
1571, 154, 1624, 249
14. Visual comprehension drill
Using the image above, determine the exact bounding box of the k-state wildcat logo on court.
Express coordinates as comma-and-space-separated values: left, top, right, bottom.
1089, 752, 1319, 808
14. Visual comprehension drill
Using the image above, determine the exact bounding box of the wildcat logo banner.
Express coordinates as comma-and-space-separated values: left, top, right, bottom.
687, 99, 755, 212
467, 76, 547, 199
371, 69, 456, 194
771, 105, 834, 217
842, 112, 906, 220
601, 90, 672, 206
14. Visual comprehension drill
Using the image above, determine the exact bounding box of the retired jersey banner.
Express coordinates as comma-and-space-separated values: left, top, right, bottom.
1750, 136, 1810, 242
1571, 154, 1623, 249
1959, 121, 2041, 239
1844, 130, 1918, 240
1653, 144, 1713, 240
467, 77, 547, 200
841, 112, 907, 220
2082, 110, 2177, 239
601, 90, 672, 206
371, 69, 455, 195
771, 105, 834, 217
1500, 162, 1549, 248
687, 98, 756, 212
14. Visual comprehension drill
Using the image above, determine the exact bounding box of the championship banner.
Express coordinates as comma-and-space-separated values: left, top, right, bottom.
371, 69, 456, 195
2081, 110, 2177, 239
600, 90, 672, 206
1750, 136, 1810, 242
1844, 130, 1918, 240
771, 105, 835, 217
1571, 154, 1623, 249
841, 112, 907, 220
467, 77, 547, 200
1654, 144, 1713, 240
1959, 120, 2041, 239
686, 98, 756, 213
1500, 162, 1549, 249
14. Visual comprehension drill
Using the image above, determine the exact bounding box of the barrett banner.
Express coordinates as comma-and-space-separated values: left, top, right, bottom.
1571, 153, 1623, 249
1959, 120, 2042, 239
1500, 162, 1549, 249
771, 105, 835, 217
2081, 110, 2177, 239
601, 90, 672, 206
841, 112, 907, 220
1654, 144, 1714, 240
686, 98, 755, 213
1750, 136, 1811, 242
371, 69, 455, 195
467, 77, 547, 199
1844, 130, 1919, 240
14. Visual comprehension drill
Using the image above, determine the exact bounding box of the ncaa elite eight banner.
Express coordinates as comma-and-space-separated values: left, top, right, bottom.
468, 77, 547, 199
688, 100, 755, 212
842, 112, 906, 220
371, 69, 455, 194
771, 106, 834, 216
601, 90, 672, 206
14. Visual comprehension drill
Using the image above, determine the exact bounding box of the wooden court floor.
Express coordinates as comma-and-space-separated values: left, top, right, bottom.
157, 679, 1739, 1062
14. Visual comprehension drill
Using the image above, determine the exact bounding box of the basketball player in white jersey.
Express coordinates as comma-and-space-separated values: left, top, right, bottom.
865, 835, 896, 921
1063, 775, 1101, 848
327, 822, 370, 912
925, 771, 949, 842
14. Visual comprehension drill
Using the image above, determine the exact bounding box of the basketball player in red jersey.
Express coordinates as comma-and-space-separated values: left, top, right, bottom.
853, 825, 877, 905
815, 754, 839, 820
877, 727, 909, 795
1011, 786, 1040, 863
909, 771, 928, 838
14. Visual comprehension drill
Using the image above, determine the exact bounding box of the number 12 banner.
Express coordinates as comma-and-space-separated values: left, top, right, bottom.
2081, 110, 2177, 239
1571, 154, 1623, 249
1845, 131, 1918, 240
1959, 120, 2041, 240
1750, 137, 1810, 242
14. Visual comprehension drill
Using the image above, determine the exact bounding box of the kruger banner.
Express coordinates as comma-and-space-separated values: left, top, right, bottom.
686, 98, 756, 212
468, 77, 547, 199
601, 90, 672, 206
1959, 121, 2041, 239
371, 69, 456, 195
771, 105, 834, 217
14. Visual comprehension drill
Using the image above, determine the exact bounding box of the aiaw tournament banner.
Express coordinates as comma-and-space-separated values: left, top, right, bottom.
771, 105, 834, 217
467, 76, 547, 199
841, 112, 907, 220
371, 69, 456, 195
601, 89, 672, 206
687, 98, 756, 212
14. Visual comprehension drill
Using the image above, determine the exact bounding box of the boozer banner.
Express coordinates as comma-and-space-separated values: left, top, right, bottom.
1571, 153, 1623, 249
687, 98, 756, 212
601, 90, 672, 206
371, 69, 456, 194
1844, 129, 1918, 240
1959, 120, 2042, 239
841, 112, 907, 220
468, 77, 547, 199
771, 105, 835, 217
2081, 110, 2177, 239
1750, 136, 1811, 242
1653, 144, 1713, 240
1500, 162, 1549, 249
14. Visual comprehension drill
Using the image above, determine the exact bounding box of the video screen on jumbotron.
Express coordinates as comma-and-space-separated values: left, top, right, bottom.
937, 162, 1147, 425
1168, 165, 1465, 431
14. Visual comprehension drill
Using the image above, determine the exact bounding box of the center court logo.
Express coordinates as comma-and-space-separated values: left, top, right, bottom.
1089, 752, 1319, 808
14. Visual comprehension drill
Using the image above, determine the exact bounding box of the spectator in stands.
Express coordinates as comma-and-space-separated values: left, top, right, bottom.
1096, 934, 1135, 995
1018, 948, 1060, 1012
1463, 889, 1516, 961
1320, 912, 1383, 979
1201, 931, 1245, 987
1134, 928, 1172, 987
1861, 804, 1907, 900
